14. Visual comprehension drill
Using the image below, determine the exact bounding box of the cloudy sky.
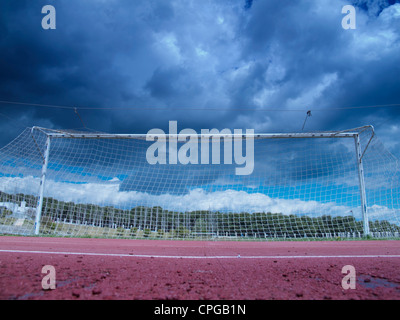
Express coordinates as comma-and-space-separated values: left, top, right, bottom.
0, 0, 399, 154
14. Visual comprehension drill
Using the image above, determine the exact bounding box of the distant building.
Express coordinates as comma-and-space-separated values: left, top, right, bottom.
0, 201, 36, 219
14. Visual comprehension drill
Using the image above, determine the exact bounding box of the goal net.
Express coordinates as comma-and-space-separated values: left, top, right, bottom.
0, 125, 399, 240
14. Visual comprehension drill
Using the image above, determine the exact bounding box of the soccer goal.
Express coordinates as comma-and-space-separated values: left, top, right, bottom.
0, 125, 399, 240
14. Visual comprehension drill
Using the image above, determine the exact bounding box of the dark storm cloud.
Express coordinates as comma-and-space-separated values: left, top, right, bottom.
0, 1, 129, 137
144, 66, 204, 104
244, 0, 254, 10
0, 0, 399, 159
352, 0, 399, 16
232, 0, 400, 151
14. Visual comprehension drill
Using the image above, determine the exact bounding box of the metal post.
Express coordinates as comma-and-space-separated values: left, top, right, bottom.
34, 136, 51, 235
354, 134, 369, 236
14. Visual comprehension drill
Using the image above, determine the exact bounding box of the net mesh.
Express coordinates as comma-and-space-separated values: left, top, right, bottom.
0, 126, 399, 240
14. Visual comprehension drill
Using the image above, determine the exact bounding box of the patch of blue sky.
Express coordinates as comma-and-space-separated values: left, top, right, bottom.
0, 172, 26, 179
1, 157, 42, 171
47, 160, 130, 184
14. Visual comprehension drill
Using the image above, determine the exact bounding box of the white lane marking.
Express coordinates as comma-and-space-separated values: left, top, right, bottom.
1, 249, 400, 259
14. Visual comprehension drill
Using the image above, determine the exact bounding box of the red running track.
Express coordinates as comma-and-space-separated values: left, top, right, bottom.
0, 236, 399, 300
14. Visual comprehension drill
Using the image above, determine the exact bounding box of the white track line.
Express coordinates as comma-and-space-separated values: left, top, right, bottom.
1, 249, 400, 259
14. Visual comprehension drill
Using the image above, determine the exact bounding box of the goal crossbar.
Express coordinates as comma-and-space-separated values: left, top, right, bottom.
32, 126, 365, 140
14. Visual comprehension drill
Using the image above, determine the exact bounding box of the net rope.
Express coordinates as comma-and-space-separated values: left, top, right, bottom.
0, 126, 398, 240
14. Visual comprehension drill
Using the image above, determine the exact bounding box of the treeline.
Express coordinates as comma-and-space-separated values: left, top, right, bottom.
1, 191, 400, 237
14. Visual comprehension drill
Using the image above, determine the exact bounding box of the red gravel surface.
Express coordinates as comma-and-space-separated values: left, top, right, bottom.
0, 236, 399, 300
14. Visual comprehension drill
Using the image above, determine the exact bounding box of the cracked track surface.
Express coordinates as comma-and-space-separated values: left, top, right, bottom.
0, 236, 399, 300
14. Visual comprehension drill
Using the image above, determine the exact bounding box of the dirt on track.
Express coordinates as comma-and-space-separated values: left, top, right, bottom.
0, 236, 399, 300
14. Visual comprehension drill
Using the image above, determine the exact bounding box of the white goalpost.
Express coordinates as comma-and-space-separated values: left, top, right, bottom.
0, 125, 399, 240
